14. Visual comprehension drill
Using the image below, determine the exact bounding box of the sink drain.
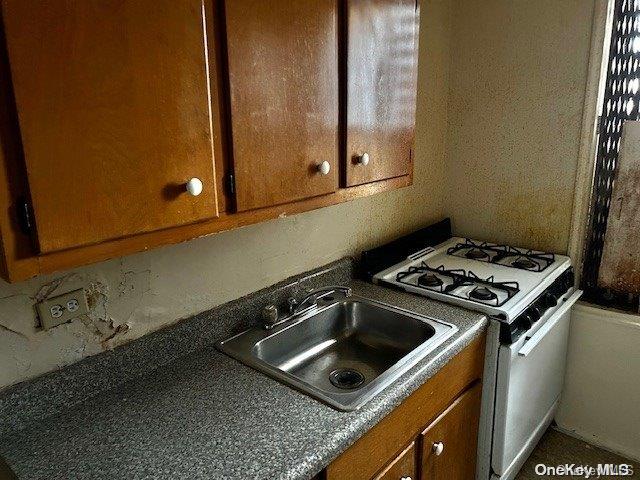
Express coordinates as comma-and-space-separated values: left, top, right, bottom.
329, 368, 365, 390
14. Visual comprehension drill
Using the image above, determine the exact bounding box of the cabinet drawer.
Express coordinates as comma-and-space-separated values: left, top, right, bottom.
374, 442, 416, 480
419, 382, 482, 480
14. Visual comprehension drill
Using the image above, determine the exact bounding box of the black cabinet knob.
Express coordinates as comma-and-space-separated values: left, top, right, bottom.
527, 305, 542, 323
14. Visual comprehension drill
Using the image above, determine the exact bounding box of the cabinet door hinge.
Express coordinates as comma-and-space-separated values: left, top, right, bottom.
225, 173, 236, 196
16, 197, 33, 235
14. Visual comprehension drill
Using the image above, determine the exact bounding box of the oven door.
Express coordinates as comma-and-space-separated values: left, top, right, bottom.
491, 289, 582, 477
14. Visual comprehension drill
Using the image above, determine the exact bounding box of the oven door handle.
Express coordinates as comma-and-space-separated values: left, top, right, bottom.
517, 290, 583, 357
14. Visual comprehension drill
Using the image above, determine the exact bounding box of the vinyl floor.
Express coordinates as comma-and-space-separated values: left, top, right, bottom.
515, 427, 640, 479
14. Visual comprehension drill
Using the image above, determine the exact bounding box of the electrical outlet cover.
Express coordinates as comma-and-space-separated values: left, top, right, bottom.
36, 288, 89, 330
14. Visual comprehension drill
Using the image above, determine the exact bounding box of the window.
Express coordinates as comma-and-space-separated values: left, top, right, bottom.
582, 0, 640, 310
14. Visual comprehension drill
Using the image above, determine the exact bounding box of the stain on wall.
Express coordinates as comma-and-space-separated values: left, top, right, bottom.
0, 0, 453, 390
445, 0, 595, 253
0, 259, 152, 386
598, 121, 640, 293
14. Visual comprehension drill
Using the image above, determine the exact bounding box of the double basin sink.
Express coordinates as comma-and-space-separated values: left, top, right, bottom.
217, 290, 457, 411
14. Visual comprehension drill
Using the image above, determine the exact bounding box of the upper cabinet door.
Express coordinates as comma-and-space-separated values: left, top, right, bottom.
224, 0, 339, 212
1, 0, 219, 253
345, 0, 419, 187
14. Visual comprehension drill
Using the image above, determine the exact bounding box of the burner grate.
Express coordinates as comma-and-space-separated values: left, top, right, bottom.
447, 239, 555, 272
469, 286, 496, 301
395, 263, 520, 307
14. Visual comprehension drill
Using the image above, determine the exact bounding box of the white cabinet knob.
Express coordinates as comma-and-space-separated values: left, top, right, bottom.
317, 161, 331, 175
432, 441, 444, 456
358, 152, 370, 166
186, 177, 203, 196
400, 477, 413, 480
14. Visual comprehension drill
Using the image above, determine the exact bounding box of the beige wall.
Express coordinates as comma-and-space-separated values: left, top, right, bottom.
557, 304, 640, 462
0, 1, 453, 390
445, 0, 595, 253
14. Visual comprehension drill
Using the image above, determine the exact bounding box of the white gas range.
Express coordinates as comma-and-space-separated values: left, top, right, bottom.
364, 226, 582, 480
373, 236, 572, 322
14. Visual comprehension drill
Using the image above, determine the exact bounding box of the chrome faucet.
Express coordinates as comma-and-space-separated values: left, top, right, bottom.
261, 285, 352, 330
288, 285, 352, 315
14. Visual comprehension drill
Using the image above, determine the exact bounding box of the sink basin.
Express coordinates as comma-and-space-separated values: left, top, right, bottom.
216, 295, 457, 411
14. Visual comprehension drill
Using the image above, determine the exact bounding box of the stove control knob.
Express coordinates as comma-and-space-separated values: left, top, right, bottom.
564, 269, 575, 289
542, 292, 557, 308
555, 279, 567, 295
524, 306, 541, 324
565, 275, 575, 292
520, 314, 533, 330
549, 282, 563, 298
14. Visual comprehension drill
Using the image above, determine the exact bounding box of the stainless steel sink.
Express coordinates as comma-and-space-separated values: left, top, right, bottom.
216, 295, 457, 411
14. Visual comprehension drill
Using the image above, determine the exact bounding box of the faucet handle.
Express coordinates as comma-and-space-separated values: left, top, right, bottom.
261, 305, 279, 330
287, 297, 299, 315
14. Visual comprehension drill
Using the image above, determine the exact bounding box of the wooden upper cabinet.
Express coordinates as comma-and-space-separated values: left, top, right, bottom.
1, 0, 219, 253
0, 0, 417, 281
224, 0, 339, 212
344, 0, 419, 187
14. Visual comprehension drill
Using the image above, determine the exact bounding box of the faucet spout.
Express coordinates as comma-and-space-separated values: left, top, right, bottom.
261, 285, 352, 330
290, 285, 352, 316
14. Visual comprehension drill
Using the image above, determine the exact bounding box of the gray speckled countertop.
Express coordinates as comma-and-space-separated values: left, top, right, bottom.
0, 265, 487, 480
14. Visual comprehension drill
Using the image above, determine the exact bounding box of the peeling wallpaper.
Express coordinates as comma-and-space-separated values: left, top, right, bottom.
0, 0, 453, 390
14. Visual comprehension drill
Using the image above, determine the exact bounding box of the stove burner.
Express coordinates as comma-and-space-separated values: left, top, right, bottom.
447, 238, 555, 272
465, 248, 489, 260
469, 286, 497, 301
394, 262, 520, 307
418, 273, 443, 288
512, 257, 537, 270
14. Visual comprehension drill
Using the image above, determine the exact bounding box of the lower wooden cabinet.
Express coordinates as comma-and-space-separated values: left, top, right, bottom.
374, 442, 416, 480
420, 382, 482, 480
324, 333, 486, 480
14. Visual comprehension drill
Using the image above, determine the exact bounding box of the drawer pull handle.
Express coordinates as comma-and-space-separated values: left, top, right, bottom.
186, 177, 203, 196
357, 152, 370, 166
317, 161, 331, 175
432, 441, 444, 456
400, 477, 412, 480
